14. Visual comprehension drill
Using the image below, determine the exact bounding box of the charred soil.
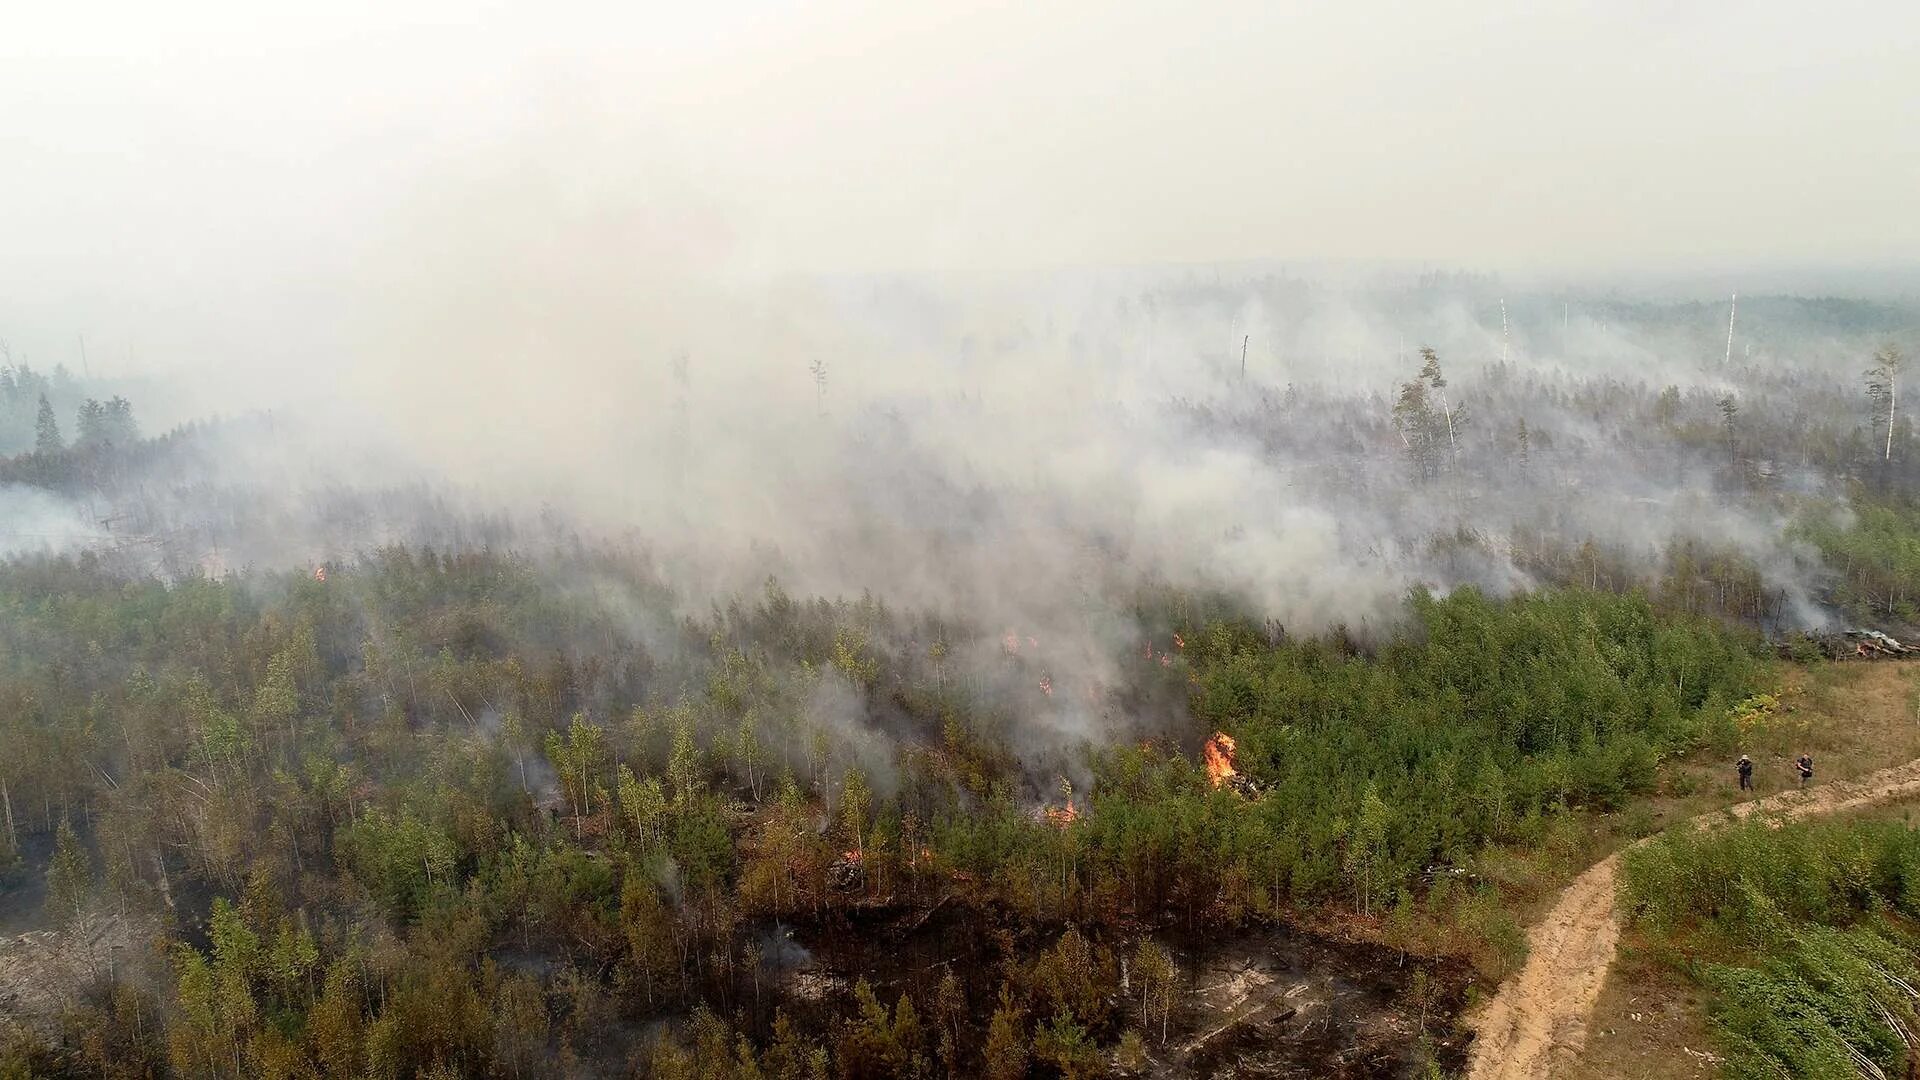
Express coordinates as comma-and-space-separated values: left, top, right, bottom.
764, 900, 1470, 1079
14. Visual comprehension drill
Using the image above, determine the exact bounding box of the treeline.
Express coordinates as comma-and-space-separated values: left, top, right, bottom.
1794, 496, 1920, 624
0, 385, 141, 490
1167, 587, 1758, 918
0, 358, 73, 455
0, 544, 1762, 1077
1622, 814, 1920, 1080
0, 355, 136, 458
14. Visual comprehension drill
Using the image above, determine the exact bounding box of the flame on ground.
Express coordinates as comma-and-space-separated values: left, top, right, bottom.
1044, 800, 1079, 827
1204, 732, 1238, 788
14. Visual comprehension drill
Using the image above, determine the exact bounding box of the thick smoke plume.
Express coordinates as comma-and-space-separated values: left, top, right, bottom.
3, 17, 1917, 764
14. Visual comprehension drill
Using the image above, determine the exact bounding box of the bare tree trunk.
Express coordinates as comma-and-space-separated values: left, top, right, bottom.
154, 850, 175, 911
1889, 373, 1898, 463
1, 777, 14, 855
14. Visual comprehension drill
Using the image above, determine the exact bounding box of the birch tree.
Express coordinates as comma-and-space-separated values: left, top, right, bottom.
1867, 346, 1904, 465
1419, 348, 1466, 473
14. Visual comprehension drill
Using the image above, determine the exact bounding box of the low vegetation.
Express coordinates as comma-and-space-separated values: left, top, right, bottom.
1622, 811, 1920, 1080
0, 536, 1765, 1077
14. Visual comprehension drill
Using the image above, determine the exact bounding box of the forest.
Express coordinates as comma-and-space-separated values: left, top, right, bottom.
0, 543, 1759, 1079
1623, 813, 1920, 1080
1, 285, 1918, 1079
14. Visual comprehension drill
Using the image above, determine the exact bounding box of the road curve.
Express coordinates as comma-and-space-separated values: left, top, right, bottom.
1463, 755, 1920, 1080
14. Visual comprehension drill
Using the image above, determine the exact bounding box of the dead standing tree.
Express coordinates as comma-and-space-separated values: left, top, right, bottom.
1867, 346, 1905, 471
1420, 348, 1463, 473
1395, 348, 1466, 484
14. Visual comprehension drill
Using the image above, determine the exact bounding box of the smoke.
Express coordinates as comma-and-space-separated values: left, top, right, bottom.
0, 484, 110, 557
13, 249, 1908, 649
3, 5, 1918, 775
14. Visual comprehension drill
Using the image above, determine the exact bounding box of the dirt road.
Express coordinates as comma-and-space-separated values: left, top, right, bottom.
1463, 755, 1920, 1080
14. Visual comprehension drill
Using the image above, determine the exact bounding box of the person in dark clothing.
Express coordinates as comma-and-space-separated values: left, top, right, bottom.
1796, 754, 1814, 787
1737, 754, 1754, 791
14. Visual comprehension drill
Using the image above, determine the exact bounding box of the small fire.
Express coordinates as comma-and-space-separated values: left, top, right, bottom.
1045, 799, 1079, 827
1004, 631, 1020, 656
842, 849, 862, 864
313, 565, 327, 583
1172, 632, 1185, 649
1204, 732, 1239, 788
1038, 674, 1053, 697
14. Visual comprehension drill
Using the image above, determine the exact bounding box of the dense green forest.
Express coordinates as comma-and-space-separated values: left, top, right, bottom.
1622, 813, 1920, 1080
0, 541, 1761, 1077
1, 303, 1915, 1078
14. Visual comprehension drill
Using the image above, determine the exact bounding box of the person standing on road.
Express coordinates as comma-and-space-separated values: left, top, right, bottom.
1737, 754, 1754, 792
1796, 754, 1814, 788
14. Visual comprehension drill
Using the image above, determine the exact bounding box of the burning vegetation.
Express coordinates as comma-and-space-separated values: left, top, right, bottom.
4, 278, 1919, 1079
0, 531, 1789, 1078
1204, 731, 1263, 797
1204, 732, 1239, 788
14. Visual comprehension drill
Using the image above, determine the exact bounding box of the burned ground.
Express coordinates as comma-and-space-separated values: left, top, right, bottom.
761, 900, 1469, 1079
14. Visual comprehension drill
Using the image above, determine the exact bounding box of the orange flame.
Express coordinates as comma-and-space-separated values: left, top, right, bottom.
313, 565, 327, 583
1204, 732, 1238, 788
1044, 799, 1079, 827
842, 849, 862, 864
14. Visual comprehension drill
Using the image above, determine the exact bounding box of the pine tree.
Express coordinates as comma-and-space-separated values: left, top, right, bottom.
1345, 783, 1391, 917
1655, 385, 1681, 427
308, 957, 364, 1079
668, 712, 701, 807
982, 984, 1028, 1080
46, 819, 92, 924
841, 768, 871, 861
104, 395, 138, 445
1718, 394, 1740, 460
34, 393, 61, 454
76, 398, 106, 446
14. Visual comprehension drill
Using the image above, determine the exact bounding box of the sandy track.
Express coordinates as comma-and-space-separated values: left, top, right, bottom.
1463, 756, 1920, 1080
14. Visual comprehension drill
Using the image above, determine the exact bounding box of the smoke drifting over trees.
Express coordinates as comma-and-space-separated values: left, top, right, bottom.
4, 6, 1920, 1076
9, 271, 1916, 635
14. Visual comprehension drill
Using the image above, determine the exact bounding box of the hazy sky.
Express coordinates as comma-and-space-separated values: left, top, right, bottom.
2, 1, 1916, 385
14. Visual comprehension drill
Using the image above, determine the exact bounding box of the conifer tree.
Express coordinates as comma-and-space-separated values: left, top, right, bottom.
982, 983, 1028, 1080
46, 819, 92, 924
34, 393, 61, 454
1718, 394, 1740, 460
75, 398, 106, 446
